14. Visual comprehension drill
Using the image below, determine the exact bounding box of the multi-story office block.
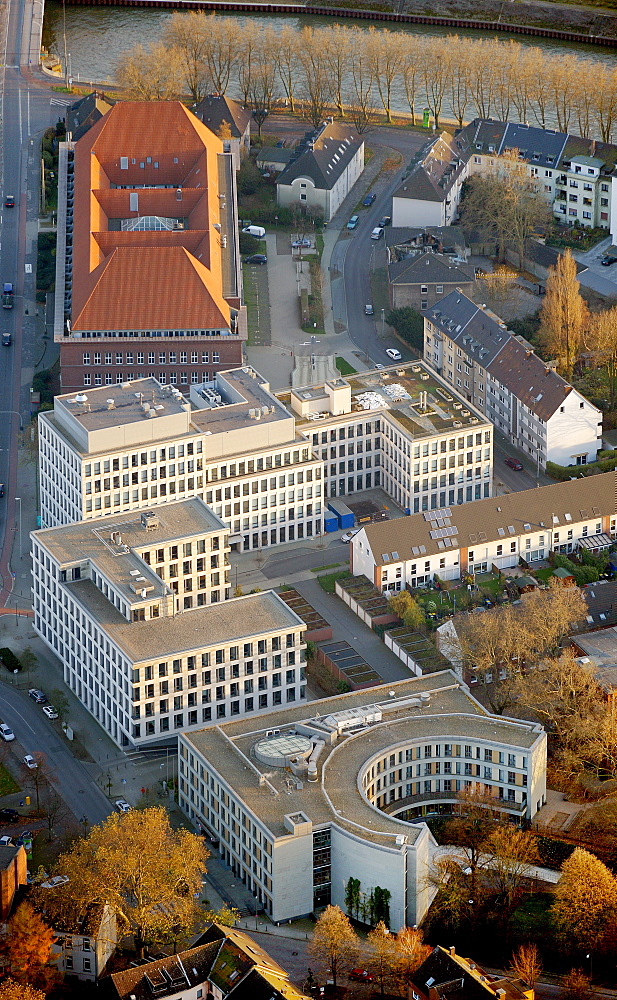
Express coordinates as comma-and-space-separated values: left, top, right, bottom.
32, 498, 306, 747
179, 672, 546, 926
38, 369, 324, 551
55, 101, 246, 393
284, 367, 493, 512
38, 363, 492, 550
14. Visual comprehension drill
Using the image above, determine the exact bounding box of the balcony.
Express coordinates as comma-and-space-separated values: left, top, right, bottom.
381, 789, 528, 817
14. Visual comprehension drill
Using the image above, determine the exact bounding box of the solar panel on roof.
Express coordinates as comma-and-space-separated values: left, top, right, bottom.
508, 525, 515, 534
412, 546, 420, 556
392, 551, 399, 559
444, 537, 451, 547
419, 545, 426, 554
382, 553, 390, 562
437, 540, 445, 549
497, 527, 505, 536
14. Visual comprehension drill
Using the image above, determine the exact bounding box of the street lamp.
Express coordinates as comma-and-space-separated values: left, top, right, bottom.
0, 411, 23, 431
14, 498, 22, 558
381, 308, 385, 339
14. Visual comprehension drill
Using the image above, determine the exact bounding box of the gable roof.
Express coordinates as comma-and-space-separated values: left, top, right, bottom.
411, 946, 532, 1000
277, 122, 363, 191
360, 470, 617, 567
72, 246, 230, 333
388, 251, 475, 285
66, 91, 114, 142
194, 94, 252, 139
394, 132, 467, 204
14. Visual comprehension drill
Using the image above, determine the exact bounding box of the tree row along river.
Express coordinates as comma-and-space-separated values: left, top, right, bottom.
43, 5, 617, 135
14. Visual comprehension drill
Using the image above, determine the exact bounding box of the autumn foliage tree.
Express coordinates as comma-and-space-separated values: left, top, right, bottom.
49, 807, 208, 956
308, 905, 359, 987
0, 982, 46, 1000
539, 249, 589, 378
510, 943, 542, 988
552, 847, 617, 954
0, 902, 55, 986
388, 590, 425, 629
367, 921, 397, 997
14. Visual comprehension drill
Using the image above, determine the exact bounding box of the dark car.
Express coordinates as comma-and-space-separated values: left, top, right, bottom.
362, 193, 376, 206
601, 256, 617, 266
378, 215, 391, 227
2, 333, 11, 346
244, 254, 268, 265
505, 456, 523, 471
28, 688, 47, 704
0, 484, 5, 497
4, 196, 14, 208
0, 808, 20, 823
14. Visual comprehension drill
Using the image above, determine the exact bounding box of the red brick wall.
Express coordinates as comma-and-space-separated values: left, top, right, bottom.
59, 338, 243, 394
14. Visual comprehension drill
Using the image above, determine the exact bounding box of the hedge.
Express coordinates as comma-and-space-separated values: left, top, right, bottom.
546, 450, 617, 481
0, 647, 21, 672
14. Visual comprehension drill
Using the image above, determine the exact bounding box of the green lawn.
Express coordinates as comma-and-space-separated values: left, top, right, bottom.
336, 357, 357, 376
0, 764, 19, 796
318, 570, 352, 594
534, 567, 554, 583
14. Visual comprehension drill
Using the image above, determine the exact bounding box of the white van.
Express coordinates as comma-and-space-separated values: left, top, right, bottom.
242, 225, 266, 238
371, 227, 384, 240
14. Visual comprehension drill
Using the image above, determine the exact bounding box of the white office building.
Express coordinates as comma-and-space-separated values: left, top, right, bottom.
179, 673, 547, 926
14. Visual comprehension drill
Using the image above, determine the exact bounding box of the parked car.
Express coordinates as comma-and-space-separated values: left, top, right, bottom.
374, 363, 384, 370
378, 215, 391, 227
41, 875, 69, 889
2, 283, 13, 309
0, 808, 20, 822
0, 485, 4, 497
370, 227, 384, 240
347, 215, 359, 230
4, 195, 14, 208
115, 799, 131, 813
504, 456, 523, 471
241, 225, 266, 238
349, 970, 374, 982
28, 688, 47, 704
601, 256, 617, 266
364, 304, 374, 316
0, 836, 13, 847
291, 238, 311, 249
0, 723, 15, 742
42, 706, 58, 720
363, 193, 376, 206
386, 348, 402, 360
341, 528, 360, 543
244, 254, 267, 265
2, 334, 11, 346
23, 755, 38, 769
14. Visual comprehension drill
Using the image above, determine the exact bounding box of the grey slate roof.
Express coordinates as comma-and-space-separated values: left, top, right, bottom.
524, 240, 587, 275
394, 132, 467, 203
388, 251, 475, 286
277, 122, 363, 191
193, 94, 251, 139
385, 225, 465, 252
425, 290, 584, 421
66, 92, 113, 142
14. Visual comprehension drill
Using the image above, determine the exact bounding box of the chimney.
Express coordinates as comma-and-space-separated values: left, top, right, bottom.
449, 947, 456, 956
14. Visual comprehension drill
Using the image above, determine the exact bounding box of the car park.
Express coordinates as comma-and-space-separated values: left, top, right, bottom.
4, 196, 14, 208
385, 348, 402, 360
42, 706, 58, 720
0, 809, 19, 823
115, 799, 131, 813
244, 254, 267, 265
23, 755, 38, 769
28, 688, 47, 703
0, 723, 15, 742
370, 227, 383, 240
291, 238, 311, 249
341, 528, 360, 543
41, 875, 69, 889
378, 215, 391, 227
347, 215, 359, 230
364, 304, 374, 316
363, 193, 376, 206
504, 456, 523, 470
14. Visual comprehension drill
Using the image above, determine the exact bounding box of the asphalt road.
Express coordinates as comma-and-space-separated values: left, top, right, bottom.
1, 684, 112, 825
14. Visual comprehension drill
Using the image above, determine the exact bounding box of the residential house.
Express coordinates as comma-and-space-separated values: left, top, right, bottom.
423, 290, 601, 468
395, 118, 617, 239
410, 946, 535, 1000
385, 225, 467, 258
65, 91, 114, 142
392, 132, 468, 228
0, 844, 26, 921
350, 470, 617, 591
193, 94, 252, 171
276, 121, 364, 222
49, 903, 117, 981
104, 923, 310, 1000
570, 627, 617, 704
54, 101, 245, 392
388, 250, 475, 310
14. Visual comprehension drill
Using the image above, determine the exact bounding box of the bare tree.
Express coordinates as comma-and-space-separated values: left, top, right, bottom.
401, 37, 423, 126
511, 943, 542, 988
163, 12, 209, 102
116, 43, 183, 100
203, 14, 239, 95
275, 25, 299, 113
298, 28, 334, 128
368, 28, 404, 123
323, 25, 350, 118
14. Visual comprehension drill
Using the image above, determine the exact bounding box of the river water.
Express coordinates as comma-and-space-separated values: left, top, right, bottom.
43, 4, 617, 126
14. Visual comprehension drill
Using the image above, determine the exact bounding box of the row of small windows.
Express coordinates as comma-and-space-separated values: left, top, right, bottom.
83, 351, 220, 365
